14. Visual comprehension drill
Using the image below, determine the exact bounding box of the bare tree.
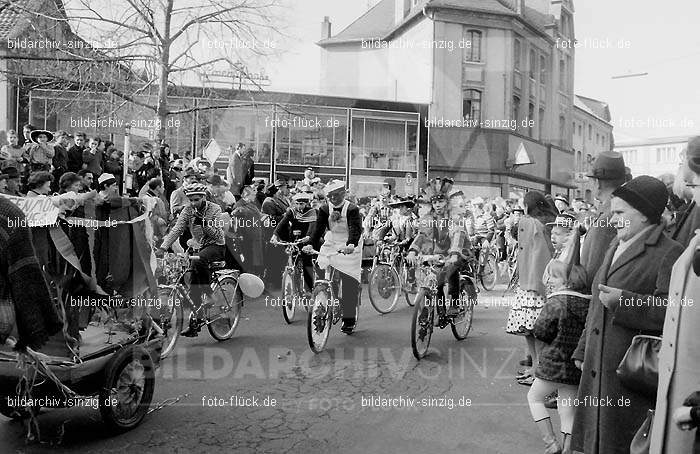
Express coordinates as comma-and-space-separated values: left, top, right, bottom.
2, 0, 285, 140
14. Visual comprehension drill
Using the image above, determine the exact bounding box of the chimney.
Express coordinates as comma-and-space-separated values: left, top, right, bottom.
321, 16, 332, 40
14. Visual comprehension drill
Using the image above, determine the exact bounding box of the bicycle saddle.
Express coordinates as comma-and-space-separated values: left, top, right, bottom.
209, 261, 227, 270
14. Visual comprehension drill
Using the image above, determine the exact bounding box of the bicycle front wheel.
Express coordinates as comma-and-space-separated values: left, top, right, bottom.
307, 284, 333, 353
282, 270, 296, 324
451, 280, 476, 340
207, 276, 243, 341
368, 263, 400, 314
411, 290, 434, 360
480, 253, 498, 291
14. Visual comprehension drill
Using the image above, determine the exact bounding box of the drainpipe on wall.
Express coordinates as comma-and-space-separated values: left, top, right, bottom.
422, 4, 434, 184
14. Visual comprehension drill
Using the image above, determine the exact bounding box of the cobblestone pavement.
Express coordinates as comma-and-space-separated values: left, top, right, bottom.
0, 283, 549, 454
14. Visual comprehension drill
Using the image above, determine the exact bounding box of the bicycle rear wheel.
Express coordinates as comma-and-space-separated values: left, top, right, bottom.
411, 290, 434, 360
368, 263, 401, 314
451, 280, 476, 340
207, 276, 243, 340
307, 284, 333, 353
480, 253, 498, 291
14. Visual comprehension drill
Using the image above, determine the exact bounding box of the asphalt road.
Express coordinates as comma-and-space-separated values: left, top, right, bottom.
1, 282, 554, 454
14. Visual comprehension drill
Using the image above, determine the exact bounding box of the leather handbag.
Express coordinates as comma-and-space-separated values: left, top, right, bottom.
616, 334, 662, 397
630, 409, 654, 454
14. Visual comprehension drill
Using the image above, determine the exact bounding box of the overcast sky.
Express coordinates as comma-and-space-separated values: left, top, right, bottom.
264, 0, 700, 143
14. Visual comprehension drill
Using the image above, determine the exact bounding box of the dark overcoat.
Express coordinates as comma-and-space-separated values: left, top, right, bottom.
571, 225, 684, 453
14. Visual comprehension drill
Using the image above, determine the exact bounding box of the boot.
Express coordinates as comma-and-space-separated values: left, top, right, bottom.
535, 418, 561, 454
561, 433, 571, 454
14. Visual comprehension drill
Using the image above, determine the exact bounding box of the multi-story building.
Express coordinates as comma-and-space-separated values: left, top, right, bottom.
572, 95, 613, 202
614, 136, 692, 179
318, 0, 578, 199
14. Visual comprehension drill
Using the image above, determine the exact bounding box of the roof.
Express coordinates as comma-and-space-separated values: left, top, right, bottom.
575, 95, 611, 122
615, 135, 694, 148
318, 0, 554, 46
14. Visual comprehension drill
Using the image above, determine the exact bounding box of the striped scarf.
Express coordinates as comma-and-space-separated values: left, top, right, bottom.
295, 208, 317, 223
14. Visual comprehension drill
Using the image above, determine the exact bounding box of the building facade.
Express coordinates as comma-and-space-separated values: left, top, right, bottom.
614, 136, 691, 179
572, 95, 613, 202
318, 0, 578, 199
28, 88, 427, 197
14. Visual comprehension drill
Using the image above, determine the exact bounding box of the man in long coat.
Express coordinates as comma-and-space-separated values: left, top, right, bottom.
571, 176, 684, 454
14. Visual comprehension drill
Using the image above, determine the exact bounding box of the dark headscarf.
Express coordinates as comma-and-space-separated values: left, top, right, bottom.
524, 191, 558, 226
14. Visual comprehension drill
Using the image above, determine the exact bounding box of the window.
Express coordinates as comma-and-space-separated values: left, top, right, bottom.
538, 107, 545, 140
596, 133, 599, 145
464, 29, 482, 62
578, 124, 581, 136
559, 57, 566, 91
588, 124, 592, 140
403, 0, 411, 17
528, 103, 535, 137
514, 39, 521, 71
462, 89, 482, 122
559, 115, 566, 146
539, 55, 546, 84
512, 95, 520, 122
529, 49, 536, 79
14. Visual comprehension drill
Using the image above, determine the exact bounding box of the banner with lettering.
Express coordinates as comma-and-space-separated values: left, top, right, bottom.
4, 195, 60, 227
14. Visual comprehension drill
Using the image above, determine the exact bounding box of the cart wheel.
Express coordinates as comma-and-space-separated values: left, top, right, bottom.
100, 345, 155, 432
0, 395, 32, 420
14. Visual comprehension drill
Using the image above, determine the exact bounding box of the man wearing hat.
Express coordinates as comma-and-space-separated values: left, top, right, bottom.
170, 167, 201, 216
159, 182, 226, 336
304, 180, 363, 333
579, 151, 627, 290
571, 175, 684, 454
271, 191, 318, 293
26, 130, 54, 172
1, 167, 22, 196
262, 178, 291, 288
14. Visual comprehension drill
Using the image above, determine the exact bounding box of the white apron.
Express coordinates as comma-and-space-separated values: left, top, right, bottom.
317, 200, 363, 282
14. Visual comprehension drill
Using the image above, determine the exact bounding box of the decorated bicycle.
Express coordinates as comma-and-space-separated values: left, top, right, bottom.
406, 179, 478, 359
368, 197, 417, 314
302, 180, 364, 352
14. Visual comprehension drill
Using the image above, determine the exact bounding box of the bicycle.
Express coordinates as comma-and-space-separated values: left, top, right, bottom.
273, 232, 311, 324
505, 239, 519, 293
471, 236, 498, 291
410, 255, 477, 360
368, 239, 416, 314
306, 248, 361, 354
153, 251, 244, 359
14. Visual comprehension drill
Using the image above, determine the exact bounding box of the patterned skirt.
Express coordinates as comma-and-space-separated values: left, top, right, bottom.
505, 287, 546, 335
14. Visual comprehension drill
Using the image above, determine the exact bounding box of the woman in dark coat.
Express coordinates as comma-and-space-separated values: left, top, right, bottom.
230, 185, 265, 276
571, 176, 685, 454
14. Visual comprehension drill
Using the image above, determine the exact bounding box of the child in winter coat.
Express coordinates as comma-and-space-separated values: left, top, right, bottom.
527, 233, 590, 454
